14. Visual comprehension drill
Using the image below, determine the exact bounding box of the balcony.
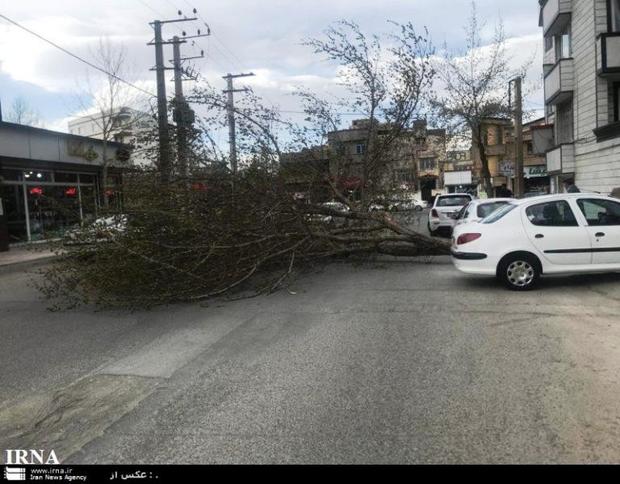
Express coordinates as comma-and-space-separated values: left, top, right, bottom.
485, 144, 506, 156
540, 0, 572, 37
597, 33, 620, 78
544, 58, 574, 105
546, 143, 575, 175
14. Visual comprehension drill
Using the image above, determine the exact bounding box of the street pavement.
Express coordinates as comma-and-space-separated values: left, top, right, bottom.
1, 228, 620, 463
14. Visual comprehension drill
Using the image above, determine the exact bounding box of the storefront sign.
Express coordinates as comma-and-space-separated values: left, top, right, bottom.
67, 140, 99, 162
499, 160, 514, 177
444, 171, 472, 186
524, 165, 548, 178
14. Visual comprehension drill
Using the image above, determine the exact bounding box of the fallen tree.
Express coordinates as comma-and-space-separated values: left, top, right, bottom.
39, 19, 452, 309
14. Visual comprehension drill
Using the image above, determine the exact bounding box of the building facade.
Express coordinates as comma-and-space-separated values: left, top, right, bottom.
326, 119, 447, 202
0, 121, 130, 249
68, 107, 154, 166
470, 117, 552, 196
540, 0, 620, 194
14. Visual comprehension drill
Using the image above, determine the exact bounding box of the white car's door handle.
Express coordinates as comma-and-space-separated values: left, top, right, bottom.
595, 232, 606, 237
535, 234, 544, 239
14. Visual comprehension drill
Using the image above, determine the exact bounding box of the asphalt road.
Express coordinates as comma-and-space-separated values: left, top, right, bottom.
2, 242, 620, 463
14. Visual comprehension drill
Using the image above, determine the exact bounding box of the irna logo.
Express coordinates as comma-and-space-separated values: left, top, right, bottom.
4, 449, 59, 465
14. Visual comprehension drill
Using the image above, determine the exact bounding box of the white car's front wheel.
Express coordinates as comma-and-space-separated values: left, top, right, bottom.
498, 254, 541, 291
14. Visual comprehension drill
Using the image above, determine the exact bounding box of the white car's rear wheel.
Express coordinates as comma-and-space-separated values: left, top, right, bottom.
499, 254, 540, 291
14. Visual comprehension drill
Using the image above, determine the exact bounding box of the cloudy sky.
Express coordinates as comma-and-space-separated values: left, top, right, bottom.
0, 0, 544, 133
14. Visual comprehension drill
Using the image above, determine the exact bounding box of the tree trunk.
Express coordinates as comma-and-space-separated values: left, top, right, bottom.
102, 139, 109, 209
475, 130, 494, 198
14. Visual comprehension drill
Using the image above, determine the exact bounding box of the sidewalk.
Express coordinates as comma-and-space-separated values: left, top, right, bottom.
0, 245, 58, 273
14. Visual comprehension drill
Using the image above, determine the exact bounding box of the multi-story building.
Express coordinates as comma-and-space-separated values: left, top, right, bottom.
68, 107, 154, 166
326, 119, 447, 202
469, 117, 552, 196
539, 0, 620, 194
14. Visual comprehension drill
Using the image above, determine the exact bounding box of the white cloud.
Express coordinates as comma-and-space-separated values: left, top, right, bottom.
1, 0, 544, 130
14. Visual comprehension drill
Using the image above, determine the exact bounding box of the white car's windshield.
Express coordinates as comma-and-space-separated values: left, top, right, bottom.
436, 196, 470, 207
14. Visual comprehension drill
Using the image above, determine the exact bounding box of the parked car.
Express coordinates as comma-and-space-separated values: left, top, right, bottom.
451, 193, 620, 290
369, 198, 427, 213
428, 193, 474, 236
310, 202, 350, 226
64, 214, 128, 245
454, 198, 515, 228
390, 198, 427, 212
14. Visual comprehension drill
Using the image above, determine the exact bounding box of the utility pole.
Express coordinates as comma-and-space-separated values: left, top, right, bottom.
170, 34, 207, 180
152, 20, 172, 184
148, 12, 203, 184
171, 37, 189, 181
223, 72, 254, 174
512, 76, 524, 198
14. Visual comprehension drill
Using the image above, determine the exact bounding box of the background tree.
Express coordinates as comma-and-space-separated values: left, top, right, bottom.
432, 2, 528, 198
4, 97, 42, 127
76, 38, 148, 208
300, 20, 435, 207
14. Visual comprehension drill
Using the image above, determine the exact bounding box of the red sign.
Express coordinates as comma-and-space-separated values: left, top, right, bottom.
191, 182, 208, 192
29, 187, 43, 196
340, 177, 363, 190
65, 187, 77, 197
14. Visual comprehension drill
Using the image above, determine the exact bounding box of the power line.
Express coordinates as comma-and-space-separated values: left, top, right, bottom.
135, 0, 206, 58
0, 13, 156, 98
179, 1, 247, 71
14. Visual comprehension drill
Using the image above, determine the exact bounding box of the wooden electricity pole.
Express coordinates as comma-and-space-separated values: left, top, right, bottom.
513, 76, 524, 198
223, 72, 255, 174
149, 13, 204, 184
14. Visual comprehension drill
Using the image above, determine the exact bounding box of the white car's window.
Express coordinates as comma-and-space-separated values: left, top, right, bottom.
436, 196, 471, 207
457, 203, 471, 220
477, 201, 509, 219
525, 201, 578, 227
482, 204, 516, 224
577, 199, 620, 226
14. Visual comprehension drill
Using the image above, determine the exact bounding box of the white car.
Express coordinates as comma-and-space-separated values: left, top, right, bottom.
64, 214, 128, 245
451, 193, 620, 290
369, 198, 427, 212
428, 193, 474, 236
311, 202, 350, 226
454, 198, 515, 227
393, 198, 427, 212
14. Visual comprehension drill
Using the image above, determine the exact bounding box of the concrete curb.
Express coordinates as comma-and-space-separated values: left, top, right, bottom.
0, 255, 58, 275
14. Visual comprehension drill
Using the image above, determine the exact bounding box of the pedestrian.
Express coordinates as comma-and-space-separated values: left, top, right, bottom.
499, 183, 513, 198
563, 178, 580, 193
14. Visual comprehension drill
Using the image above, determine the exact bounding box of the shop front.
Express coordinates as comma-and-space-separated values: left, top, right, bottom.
0, 168, 103, 243
0, 121, 129, 249
523, 165, 550, 195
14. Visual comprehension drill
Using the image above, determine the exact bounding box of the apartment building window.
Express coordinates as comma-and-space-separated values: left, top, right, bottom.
420, 159, 436, 171
555, 26, 571, 61
355, 143, 366, 155
544, 36, 553, 52
394, 169, 415, 183
610, 0, 620, 32
555, 100, 574, 144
